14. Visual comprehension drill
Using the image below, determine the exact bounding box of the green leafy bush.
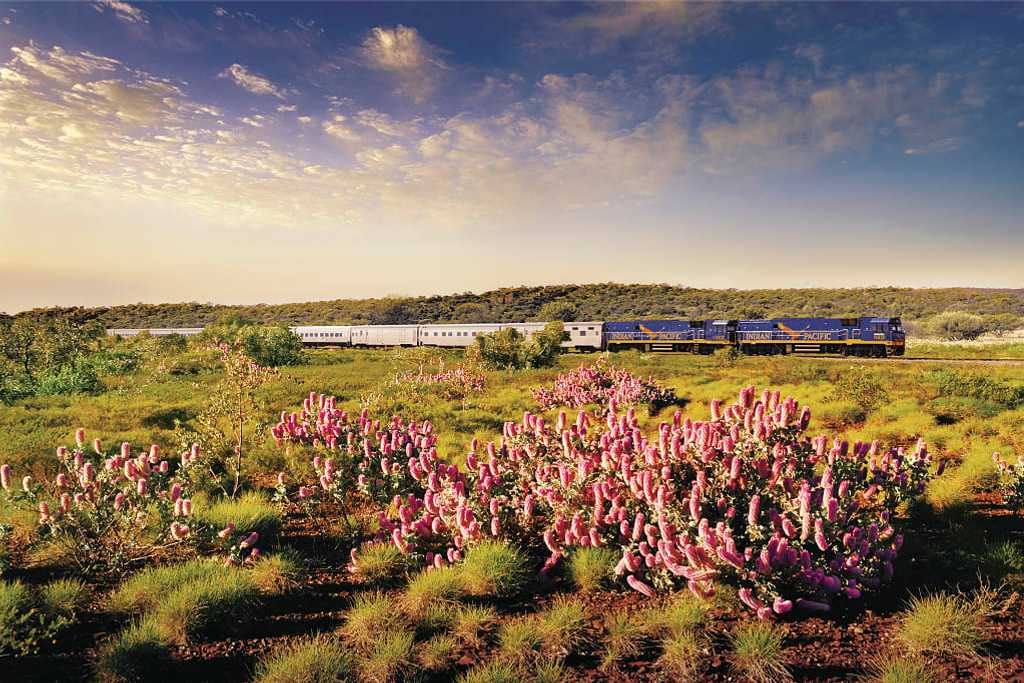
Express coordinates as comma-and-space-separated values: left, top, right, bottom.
0, 579, 82, 656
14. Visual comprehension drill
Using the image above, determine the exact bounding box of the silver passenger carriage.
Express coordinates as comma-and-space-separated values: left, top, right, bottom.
290, 326, 352, 346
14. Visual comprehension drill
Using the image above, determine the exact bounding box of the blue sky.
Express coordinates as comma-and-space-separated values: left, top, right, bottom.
1, 1, 1022, 312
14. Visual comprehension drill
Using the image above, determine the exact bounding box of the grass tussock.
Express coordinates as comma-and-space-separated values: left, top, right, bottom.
350, 541, 405, 585
251, 550, 302, 594
109, 558, 228, 614
39, 577, 89, 619
534, 658, 569, 683
199, 491, 283, 540
601, 610, 644, 670
729, 622, 792, 683
95, 618, 173, 683
566, 546, 617, 592
860, 652, 938, 683
340, 591, 406, 650
458, 540, 528, 598
499, 596, 588, 665
457, 660, 520, 683
658, 628, 706, 681
898, 592, 985, 659
361, 628, 415, 683
109, 558, 260, 645
418, 633, 461, 672
451, 604, 497, 648
401, 565, 466, 616
253, 633, 354, 683
148, 570, 260, 644
641, 592, 708, 637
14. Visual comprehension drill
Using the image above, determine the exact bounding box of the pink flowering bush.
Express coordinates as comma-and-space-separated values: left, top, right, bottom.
274, 387, 935, 618
533, 357, 675, 411
0, 430, 261, 573
399, 360, 486, 407
993, 452, 1024, 510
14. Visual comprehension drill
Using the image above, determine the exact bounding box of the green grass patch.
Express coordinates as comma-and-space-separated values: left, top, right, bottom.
729, 621, 792, 683
350, 541, 406, 585
199, 491, 283, 540
253, 633, 354, 683
898, 592, 985, 659
95, 618, 173, 683
340, 591, 406, 651
566, 546, 617, 592
458, 540, 528, 598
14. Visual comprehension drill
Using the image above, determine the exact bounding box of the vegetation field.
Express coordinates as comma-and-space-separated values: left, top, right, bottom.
2, 336, 1024, 682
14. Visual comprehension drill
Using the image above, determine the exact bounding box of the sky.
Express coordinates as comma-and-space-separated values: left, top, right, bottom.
1, 1, 1022, 313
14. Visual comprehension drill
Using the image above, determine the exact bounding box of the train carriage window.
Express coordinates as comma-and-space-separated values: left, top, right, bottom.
841, 318, 858, 327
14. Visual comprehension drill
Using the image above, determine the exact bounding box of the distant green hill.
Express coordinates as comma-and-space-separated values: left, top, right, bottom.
10, 284, 1024, 329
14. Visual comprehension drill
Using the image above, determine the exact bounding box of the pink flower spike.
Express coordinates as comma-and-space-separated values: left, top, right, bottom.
75, 428, 86, 448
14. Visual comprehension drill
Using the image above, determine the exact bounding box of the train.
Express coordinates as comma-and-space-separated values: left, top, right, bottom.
107, 316, 905, 356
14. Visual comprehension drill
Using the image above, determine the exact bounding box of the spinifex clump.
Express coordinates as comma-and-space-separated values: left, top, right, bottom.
275, 386, 935, 617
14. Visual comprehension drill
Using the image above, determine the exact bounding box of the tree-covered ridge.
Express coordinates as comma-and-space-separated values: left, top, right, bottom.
8, 284, 1024, 329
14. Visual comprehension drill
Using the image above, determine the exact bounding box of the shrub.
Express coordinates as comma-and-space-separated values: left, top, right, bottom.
830, 366, 889, 410
926, 311, 987, 341
993, 452, 1024, 510
241, 325, 305, 367
729, 622, 792, 683
458, 540, 527, 598
567, 546, 617, 592
532, 357, 675, 410
473, 322, 566, 371
349, 542, 406, 584
931, 369, 1023, 409
280, 385, 935, 618
95, 619, 173, 683
897, 592, 984, 659
254, 634, 353, 683
0, 434, 203, 573
0, 579, 70, 655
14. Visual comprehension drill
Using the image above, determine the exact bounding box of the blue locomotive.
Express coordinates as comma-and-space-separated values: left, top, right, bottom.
603, 317, 904, 356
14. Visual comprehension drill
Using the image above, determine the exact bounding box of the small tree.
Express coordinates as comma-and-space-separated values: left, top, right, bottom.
536, 301, 577, 322
241, 325, 304, 367
473, 322, 565, 370
176, 343, 276, 498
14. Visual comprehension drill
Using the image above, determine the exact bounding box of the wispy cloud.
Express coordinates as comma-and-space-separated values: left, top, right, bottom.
217, 63, 287, 99
92, 0, 147, 25
360, 25, 448, 102
904, 137, 962, 156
